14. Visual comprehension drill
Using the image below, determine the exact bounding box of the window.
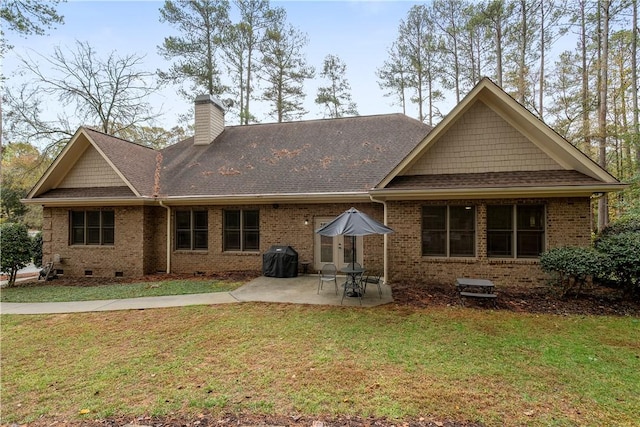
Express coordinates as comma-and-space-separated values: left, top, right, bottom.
70, 210, 114, 245
487, 205, 545, 258
223, 210, 259, 251
422, 206, 475, 257
175, 210, 208, 250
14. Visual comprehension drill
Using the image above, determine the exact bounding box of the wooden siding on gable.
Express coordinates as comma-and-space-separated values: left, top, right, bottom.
405, 101, 560, 176
59, 146, 124, 188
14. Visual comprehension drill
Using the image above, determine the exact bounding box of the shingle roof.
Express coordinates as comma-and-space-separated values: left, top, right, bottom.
385, 170, 604, 190
83, 128, 158, 196
157, 114, 432, 197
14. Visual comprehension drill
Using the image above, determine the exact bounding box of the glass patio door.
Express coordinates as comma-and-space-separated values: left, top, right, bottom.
314, 218, 362, 271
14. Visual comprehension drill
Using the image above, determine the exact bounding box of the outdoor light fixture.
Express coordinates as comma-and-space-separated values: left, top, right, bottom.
304, 218, 309, 226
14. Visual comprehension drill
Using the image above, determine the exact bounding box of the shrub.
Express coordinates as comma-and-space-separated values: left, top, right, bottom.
0, 223, 33, 286
594, 231, 640, 297
594, 216, 640, 244
540, 246, 609, 296
31, 232, 43, 268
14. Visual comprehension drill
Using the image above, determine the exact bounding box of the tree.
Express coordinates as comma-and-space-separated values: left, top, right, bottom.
0, 0, 64, 53
376, 42, 410, 114
157, 0, 230, 98
223, 0, 284, 125
432, 0, 468, 104
260, 20, 314, 122
6, 40, 160, 152
477, 0, 515, 87
0, 223, 32, 287
0, 142, 47, 228
315, 54, 358, 119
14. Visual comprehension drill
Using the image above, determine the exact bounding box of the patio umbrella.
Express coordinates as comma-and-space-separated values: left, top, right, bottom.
315, 207, 394, 269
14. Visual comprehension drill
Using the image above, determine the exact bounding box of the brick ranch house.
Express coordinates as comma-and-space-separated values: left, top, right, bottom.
24, 78, 624, 286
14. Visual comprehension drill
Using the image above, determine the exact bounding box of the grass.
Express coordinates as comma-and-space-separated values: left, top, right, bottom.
2, 303, 639, 426
0, 279, 244, 303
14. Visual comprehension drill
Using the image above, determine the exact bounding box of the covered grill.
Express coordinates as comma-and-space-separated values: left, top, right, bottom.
262, 245, 298, 278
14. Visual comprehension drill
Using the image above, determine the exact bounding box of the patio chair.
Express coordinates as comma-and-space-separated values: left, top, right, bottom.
38, 262, 57, 281
317, 263, 338, 295
361, 273, 383, 299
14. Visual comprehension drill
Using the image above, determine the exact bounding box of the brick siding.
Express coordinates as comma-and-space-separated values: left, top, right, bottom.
386, 197, 591, 286
42, 197, 591, 286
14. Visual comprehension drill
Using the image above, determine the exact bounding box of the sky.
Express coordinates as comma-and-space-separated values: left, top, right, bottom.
3, 0, 434, 132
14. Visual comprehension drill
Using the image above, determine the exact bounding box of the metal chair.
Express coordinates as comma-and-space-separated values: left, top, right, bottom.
361, 273, 383, 298
317, 263, 338, 294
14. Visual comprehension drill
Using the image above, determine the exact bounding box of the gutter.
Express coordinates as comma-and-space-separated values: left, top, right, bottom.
369, 194, 390, 286
159, 200, 171, 274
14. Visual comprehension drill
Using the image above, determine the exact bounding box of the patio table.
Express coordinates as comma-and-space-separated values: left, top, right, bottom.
342, 266, 365, 297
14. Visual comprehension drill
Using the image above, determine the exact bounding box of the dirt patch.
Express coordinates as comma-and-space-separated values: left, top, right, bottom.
30, 413, 483, 427
392, 281, 640, 317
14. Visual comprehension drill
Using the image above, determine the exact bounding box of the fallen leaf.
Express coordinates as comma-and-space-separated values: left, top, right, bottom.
79, 409, 90, 415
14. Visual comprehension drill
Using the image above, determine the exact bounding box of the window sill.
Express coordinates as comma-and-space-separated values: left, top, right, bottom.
69, 244, 114, 248
222, 251, 260, 256
421, 257, 478, 263
487, 258, 540, 264
174, 250, 208, 254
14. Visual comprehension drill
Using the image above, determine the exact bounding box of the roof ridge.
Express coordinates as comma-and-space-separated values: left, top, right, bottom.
221, 113, 416, 130
81, 126, 157, 151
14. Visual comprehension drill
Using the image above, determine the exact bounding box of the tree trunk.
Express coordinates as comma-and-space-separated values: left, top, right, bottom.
597, 0, 610, 232
633, 0, 640, 170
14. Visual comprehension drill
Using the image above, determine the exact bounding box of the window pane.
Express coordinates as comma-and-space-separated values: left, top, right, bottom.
487, 231, 513, 257
518, 205, 545, 230
422, 206, 446, 230
87, 228, 101, 245
176, 211, 191, 230
87, 211, 100, 227
193, 230, 208, 250
487, 205, 512, 229
449, 206, 474, 257
320, 235, 333, 262
487, 205, 513, 257
72, 228, 85, 245
422, 230, 446, 256
422, 206, 446, 256
243, 231, 259, 251
71, 211, 85, 227
194, 211, 208, 229
101, 211, 114, 227
176, 230, 191, 250
102, 228, 115, 245
224, 210, 240, 229
516, 205, 544, 257
518, 231, 544, 257
71, 211, 85, 244
243, 210, 259, 229
224, 231, 240, 251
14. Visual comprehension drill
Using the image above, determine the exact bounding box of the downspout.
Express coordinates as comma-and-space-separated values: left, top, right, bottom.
159, 201, 171, 274
369, 195, 389, 285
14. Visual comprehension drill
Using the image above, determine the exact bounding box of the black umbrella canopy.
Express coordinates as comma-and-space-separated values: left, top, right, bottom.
315, 207, 394, 236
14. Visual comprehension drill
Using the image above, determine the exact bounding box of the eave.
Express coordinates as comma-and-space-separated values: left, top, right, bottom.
22, 192, 373, 207
369, 183, 627, 201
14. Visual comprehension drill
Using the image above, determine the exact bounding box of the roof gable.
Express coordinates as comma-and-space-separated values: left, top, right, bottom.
378, 78, 620, 188
405, 100, 561, 175
27, 127, 157, 199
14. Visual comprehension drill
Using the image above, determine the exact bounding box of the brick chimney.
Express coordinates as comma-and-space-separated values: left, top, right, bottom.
194, 94, 225, 145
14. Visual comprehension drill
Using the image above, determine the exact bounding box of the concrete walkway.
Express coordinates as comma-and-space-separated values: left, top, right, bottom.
0, 275, 393, 315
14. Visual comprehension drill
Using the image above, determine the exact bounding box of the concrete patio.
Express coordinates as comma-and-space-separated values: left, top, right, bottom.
231, 274, 393, 307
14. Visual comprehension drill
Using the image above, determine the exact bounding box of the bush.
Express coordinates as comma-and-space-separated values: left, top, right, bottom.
594, 231, 640, 297
594, 216, 640, 244
31, 232, 43, 268
0, 223, 33, 286
540, 246, 609, 296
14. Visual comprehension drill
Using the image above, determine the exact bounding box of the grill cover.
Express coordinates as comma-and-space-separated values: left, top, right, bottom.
262, 245, 298, 278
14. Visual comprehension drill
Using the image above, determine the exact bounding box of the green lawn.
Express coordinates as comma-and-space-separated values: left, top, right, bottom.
2, 303, 639, 426
0, 279, 244, 303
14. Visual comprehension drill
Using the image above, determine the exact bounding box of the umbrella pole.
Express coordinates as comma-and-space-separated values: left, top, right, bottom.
352, 235, 356, 269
